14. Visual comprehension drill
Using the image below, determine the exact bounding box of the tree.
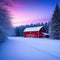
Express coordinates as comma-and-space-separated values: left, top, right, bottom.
15, 27, 20, 36
0, 0, 13, 6
49, 4, 60, 39
44, 23, 49, 33
0, 0, 12, 42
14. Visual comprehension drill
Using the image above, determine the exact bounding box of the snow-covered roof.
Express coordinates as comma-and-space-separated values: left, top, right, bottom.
24, 26, 43, 32
43, 33, 49, 35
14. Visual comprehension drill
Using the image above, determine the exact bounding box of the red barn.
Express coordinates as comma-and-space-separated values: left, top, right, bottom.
24, 26, 49, 38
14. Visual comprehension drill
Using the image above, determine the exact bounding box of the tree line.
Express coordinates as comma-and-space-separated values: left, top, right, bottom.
15, 23, 49, 37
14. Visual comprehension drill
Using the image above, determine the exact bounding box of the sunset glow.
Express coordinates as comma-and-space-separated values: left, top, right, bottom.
7, 0, 60, 27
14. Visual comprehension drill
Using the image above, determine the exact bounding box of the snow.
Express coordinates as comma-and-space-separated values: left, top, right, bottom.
24, 26, 43, 32
0, 37, 60, 60
43, 33, 49, 35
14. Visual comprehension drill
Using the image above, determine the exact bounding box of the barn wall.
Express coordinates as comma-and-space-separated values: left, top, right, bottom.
24, 31, 38, 38
30, 31, 38, 38
24, 32, 30, 37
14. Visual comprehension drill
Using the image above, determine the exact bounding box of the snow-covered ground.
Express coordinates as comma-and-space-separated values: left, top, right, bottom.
0, 37, 60, 60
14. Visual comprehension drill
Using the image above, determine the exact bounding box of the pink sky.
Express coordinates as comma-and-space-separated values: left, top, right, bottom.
9, 8, 49, 27
3, 0, 60, 27
7, 1, 52, 27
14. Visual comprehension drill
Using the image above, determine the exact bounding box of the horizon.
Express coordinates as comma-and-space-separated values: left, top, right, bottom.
8, 0, 60, 27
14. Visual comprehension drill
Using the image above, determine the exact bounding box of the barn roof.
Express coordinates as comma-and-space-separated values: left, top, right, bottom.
24, 26, 43, 32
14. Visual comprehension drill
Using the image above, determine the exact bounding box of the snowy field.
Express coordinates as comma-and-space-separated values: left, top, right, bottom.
0, 37, 60, 60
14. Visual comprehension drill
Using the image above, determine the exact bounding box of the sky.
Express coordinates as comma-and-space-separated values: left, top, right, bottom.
8, 0, 60, 27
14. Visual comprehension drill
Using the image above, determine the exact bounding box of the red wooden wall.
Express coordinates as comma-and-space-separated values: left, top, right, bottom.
24, 31, 38, 38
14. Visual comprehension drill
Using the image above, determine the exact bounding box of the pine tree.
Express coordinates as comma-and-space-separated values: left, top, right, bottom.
49, 4, 60, 39
0, 0, 12, 42
15, 27, 20, 36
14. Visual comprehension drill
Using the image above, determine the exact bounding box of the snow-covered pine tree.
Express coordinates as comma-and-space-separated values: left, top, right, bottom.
49, 4, 60, 39
0, 0, 12, 42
